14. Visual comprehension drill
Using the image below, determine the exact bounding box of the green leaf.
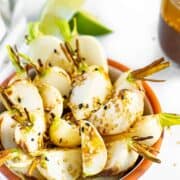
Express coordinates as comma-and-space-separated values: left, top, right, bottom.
159, 113, 180, 127
18, 52, 39, 70
69, 10, 112, 36
6, 45, 25, 74
26, 22, 42, 44
56, 18, 72, 41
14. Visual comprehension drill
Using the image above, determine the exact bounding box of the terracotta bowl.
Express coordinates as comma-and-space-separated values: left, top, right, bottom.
0, 59, 163, 180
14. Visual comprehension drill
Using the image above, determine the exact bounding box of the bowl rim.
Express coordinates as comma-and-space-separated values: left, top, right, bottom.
0, 59, 163, 180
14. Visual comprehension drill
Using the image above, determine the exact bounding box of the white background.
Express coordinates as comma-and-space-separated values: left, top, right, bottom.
0, 0, 180, 180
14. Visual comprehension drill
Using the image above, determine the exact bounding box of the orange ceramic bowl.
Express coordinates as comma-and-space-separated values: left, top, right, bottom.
0, 60, 163, 180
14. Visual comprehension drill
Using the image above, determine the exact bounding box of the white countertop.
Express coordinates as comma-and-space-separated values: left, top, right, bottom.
0, 0, 180, 179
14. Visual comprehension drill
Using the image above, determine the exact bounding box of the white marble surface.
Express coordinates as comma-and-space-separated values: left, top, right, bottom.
0, 14, 6, 42
0, 0, 180, 179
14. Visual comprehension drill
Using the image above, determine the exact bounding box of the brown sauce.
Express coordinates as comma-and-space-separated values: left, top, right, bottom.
159, 0, 180, 62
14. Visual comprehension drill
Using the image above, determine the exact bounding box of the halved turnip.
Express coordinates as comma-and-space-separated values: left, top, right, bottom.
80, 120, 107, 177
34, 66, 72, 98
102, 138, 138, 176
89, 89, 144, 135
49, 117, 80, 147
3, 80, 44, 113
6, 152, 44, 179
130, 113, 180, 146
45, 53, 74, 74
37, 83, 63, 124
103, 135, 161, 176
28, 35, 69, 69
69, 65, 112, 120
0, 111, 17, 149
37, 148, 82, 180
14, 112, 46, 153
0, 148, 43, 179
71, 35, 108, 72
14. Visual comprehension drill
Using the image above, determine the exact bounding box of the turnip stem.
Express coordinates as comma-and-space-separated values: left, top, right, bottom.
129, 140, 161, 163
0, 89, 12, 110
27, 158, 40, 176
159, 113, 180, 127
18, 52, 39, 72
6, 45, 25, 74
130, 58, 170, 81
0, 149, 18, 166
105, 135, 161, 163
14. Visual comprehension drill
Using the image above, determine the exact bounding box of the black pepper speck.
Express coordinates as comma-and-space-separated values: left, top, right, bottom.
104, 105, 107, 110
17, 97, 21, 103
59, 138, 62, 143
54, 49, 57, 53
78, 103, 83, 109
45, 157, 49, 161
81, 127, 84, 132
50, 113, 55, 119
63, 95, 67, 99
85, 122, 90, 126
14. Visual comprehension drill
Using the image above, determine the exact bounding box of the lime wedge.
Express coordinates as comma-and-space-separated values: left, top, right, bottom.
70, 10, 112, 36
39, 0, 84, 39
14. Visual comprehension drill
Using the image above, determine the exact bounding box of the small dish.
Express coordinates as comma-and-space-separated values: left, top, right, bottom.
0, 59, 163, 180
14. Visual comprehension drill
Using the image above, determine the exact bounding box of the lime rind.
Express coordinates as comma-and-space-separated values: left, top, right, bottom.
70, 10, 112, 36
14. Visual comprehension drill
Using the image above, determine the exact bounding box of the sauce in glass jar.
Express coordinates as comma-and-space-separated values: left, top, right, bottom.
159, 0, 180, 62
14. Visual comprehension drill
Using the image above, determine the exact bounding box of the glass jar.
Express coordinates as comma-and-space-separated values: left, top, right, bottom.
159, 0, 180, 62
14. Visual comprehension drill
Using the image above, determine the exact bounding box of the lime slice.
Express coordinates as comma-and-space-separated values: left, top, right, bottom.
70, 10, 112, 36
39, 0, 84, 39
